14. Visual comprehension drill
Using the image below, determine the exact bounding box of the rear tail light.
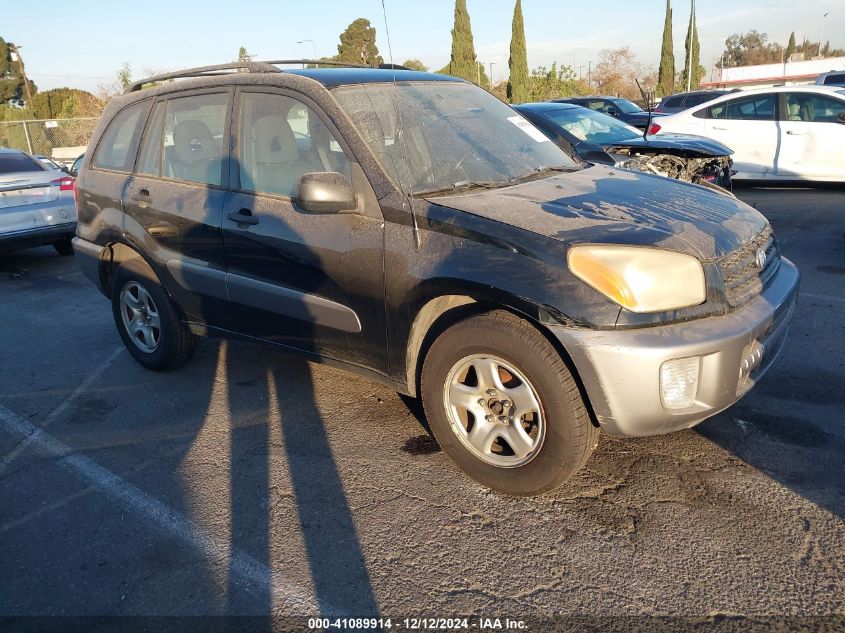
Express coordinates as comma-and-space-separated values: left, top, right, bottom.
647, 122, 662, 135
52, 176, 75, 192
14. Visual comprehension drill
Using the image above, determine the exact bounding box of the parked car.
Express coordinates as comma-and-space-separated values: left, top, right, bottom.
514, 102, 733, 189
74, 62, 798, 496
816, 70, 845, 87
654, 89, 735, 114
34, 154, 70, 173
0, 148, 77, 255
551, 96, 666, 129
654, 85, 845, 181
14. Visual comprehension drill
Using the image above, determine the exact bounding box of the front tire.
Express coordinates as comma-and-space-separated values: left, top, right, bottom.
421, 310, 598, 496
111, 258, 195, 371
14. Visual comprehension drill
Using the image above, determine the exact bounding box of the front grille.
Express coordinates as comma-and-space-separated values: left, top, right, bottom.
718, 227, 780, 308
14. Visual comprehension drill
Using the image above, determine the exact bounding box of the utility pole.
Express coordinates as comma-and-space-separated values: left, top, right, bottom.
488, 62, 495, 89
296, 39, 317, 68
10, 44, 34, 107
587, 60, 592, 89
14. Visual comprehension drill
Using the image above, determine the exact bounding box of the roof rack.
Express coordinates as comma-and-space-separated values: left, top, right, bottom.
127, 60, 411, 93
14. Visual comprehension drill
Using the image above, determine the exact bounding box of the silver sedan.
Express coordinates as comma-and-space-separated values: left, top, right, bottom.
0, 148, 77, 256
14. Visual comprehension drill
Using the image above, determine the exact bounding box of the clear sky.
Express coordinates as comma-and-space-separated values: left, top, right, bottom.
4, 0, 843, 93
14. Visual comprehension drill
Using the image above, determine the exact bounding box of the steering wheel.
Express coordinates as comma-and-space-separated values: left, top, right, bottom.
413, 148, 477, 191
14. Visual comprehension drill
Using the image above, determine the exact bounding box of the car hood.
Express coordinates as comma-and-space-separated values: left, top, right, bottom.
428, 165, 767, 260
587, 133, 732, 157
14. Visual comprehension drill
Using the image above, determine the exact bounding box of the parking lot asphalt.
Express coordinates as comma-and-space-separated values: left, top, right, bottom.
0, 186, 843, 628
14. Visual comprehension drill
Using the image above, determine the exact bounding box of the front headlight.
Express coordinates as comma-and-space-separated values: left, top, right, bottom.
568, 244, 706, 313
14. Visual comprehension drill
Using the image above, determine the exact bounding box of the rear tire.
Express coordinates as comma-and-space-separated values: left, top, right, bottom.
53, 237, 74, 256
111, 258, 195, 371
421, 310, 598, 496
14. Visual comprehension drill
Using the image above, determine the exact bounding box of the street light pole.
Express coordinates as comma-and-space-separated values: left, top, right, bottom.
819, 13, 830, 57
686, 0, 695, 92
489, 62, 495, 89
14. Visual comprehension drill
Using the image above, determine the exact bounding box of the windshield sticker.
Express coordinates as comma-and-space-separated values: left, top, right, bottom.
506, 116, 551, 143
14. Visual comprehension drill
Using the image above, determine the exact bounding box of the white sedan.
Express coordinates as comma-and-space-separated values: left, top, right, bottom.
652, 85, 845, 182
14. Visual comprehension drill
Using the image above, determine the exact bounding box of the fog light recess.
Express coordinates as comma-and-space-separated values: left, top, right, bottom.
660, 356, 700, 410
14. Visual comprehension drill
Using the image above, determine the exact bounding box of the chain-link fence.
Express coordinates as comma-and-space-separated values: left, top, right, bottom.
0, 117, 98, 163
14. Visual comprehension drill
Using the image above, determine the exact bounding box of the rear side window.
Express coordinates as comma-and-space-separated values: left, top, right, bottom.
661, 96, 684, 108
684, 93, 718, 107
0, 151, 45, 174
158, 93, 229, 186
701, 94, 776, 120
92, 101, 150, 172
823, 73, 845, 85
784, 93, 845, 122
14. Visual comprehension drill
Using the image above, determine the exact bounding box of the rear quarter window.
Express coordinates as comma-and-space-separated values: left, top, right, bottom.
823, 73, 845, 85
91, 101, 151, 172
662, 96, 684, 108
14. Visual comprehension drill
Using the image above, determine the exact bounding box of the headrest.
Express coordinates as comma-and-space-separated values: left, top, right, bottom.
788, 102, 800, 116
173, 120, 218, 162
252, 116, 298, 164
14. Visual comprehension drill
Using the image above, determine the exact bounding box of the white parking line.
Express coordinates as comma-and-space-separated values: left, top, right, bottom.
0, 403, 323, 615
800, 292, 845, 304
0, 346, 124, 473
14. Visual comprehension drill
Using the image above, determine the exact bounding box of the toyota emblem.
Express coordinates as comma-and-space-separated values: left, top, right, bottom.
755, 248, 767, 270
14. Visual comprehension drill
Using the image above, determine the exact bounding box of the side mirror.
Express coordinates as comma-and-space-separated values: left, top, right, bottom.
294, 172, 357, 214
60, 165, 71, 174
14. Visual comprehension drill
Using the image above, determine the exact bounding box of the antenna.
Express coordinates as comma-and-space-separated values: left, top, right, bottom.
380, 0, 421, 250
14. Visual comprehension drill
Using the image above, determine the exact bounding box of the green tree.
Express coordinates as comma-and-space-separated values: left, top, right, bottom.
443, 0, 478, 82
527, 63, 588, 102
402, 59, 428, 71
657, 0, 674, 96
30, 88, 102, 119
0, 38, 37, 106
785, 32, 796, 59
335, 18, 383, 65
681, 4, 703, 90
507, 0, 529, 104
238, 46, 252, 63
117, 63, 132, 91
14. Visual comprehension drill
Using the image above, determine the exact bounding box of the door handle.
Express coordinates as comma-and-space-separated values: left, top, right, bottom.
785, 130, 805, 135
130, 189, 151, 203
227, 208, 259, 226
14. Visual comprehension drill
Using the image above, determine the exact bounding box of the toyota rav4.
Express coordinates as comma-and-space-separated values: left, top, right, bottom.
73, 62, 799, 496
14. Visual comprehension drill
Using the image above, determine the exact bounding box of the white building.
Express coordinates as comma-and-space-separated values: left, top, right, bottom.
700, 56, 845, 90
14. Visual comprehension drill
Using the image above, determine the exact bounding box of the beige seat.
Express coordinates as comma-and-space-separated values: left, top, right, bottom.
171, 120, 221, 185
243, 115, 319, 196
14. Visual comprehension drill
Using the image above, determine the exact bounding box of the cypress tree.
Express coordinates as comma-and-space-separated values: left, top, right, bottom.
447, 0, 479, 82
336, 18, 383, 65
507, 0, 529, 103
785, 32, 796, 60
657, 0, 675, 96
682, 1, 701, 90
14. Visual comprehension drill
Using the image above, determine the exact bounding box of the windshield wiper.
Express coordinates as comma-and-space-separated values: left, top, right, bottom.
416, 179, 505, 197
417, 165, 577, 197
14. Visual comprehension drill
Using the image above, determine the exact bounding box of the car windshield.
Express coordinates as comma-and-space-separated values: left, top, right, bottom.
612, 98, 643, 114
333, 81, 577, 195
537, 107, 642, 144
0, 152, 45, 174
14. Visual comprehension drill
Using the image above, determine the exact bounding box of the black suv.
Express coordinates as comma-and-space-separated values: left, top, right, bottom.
74, 61, 799, 496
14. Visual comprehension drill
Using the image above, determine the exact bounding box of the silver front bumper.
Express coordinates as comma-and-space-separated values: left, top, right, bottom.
551, 258, 799, 437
